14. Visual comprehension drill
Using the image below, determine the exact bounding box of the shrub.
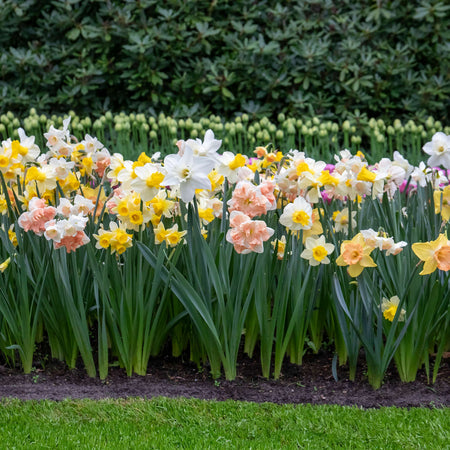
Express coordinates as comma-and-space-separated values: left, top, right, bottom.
1, 1, 449, 122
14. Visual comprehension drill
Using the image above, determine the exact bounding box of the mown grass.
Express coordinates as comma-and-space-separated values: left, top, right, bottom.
0, 397, 448, 449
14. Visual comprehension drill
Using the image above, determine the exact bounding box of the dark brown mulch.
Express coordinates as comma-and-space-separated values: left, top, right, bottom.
0, 351, 448, 408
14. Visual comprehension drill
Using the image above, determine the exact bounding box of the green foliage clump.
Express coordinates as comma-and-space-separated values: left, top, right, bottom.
1, 1, 449, 126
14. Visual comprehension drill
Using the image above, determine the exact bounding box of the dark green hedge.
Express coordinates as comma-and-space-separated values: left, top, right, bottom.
1, 0, 449, 122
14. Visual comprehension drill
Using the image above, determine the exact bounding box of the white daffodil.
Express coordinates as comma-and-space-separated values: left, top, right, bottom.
184, 129, 222, 160
393, 151, 413, 177
216, 151, 247, 183
423, 132, 450, 169
48, 157, 75, 179
131, 163, 166, 202
333, 207, 357, 233
81, 134, 104, 153
73, 195, 95, 216
279, 196, 313, 231
44, 117, 71, 150
300, 235, 335, 266
164, 146, 215, 203
411, 161, 432, 187
17, 128, 41, 163
56, 198, 73, 218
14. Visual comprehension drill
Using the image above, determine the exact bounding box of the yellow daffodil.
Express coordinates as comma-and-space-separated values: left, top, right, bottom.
0, 257, 10, 272
198, 207, 215, 224
154, 222, 186, 247
8, 225, 17, 247
165, 225, 187, 247
357, 166, 376, 183
0, 195, 8, 215
434, 186, 450, 221
154, 222, 169, 244
271, 235, 287, 260
94, 222, 133, 255
381, 296, 405, 322
412, 234, 450, 275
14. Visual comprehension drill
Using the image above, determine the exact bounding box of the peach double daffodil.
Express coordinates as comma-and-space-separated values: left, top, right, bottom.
336, 233, 377, 277
412, 234, 450, 275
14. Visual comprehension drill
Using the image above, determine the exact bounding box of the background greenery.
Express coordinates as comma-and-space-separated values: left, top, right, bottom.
1, 0, 449, 122
4, 109, 448, 165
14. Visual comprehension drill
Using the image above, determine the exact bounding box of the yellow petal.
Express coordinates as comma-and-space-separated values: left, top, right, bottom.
360, 255, 377, 268
348, 263, 364, 277
419, 258, 438, 275
412, 242, 435, 261
336, 254, 346, 266
434, 190, 442, 214
442, 206, 450, 222
437, 234, 449, 246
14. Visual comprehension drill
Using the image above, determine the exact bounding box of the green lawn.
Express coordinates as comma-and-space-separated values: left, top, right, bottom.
0, 397, 448, 449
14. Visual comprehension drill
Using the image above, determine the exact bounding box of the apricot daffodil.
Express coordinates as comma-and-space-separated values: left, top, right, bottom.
336, 233, 377, 277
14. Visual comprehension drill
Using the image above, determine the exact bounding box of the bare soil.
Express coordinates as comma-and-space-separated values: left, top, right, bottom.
0, 351, 448, 408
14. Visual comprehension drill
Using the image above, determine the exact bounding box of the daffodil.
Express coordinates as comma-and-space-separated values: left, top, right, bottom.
0, 257, 11, 272
422, 132, 450, 169
434, 186, 450, 222
217, 152, 247, 183
131, 163, 166, 202
381, 296, 405, 322
412, 234, 450, 275
300, 235, 335, 266
0, 195, 8, 215
357, 166, 376, 183
333, 207, 356, 233
271, 235, 287, 260
279, 196, 313, 231
183, 129, 222, 159
149, 190, 175, 218
164, 146, 215, 203
165, 225, 187, 247
94, 222, 133, 255
8, 225, 17, 247
302, 208, 324, 242
336, 233, 377, 277
154, 222, 187, 247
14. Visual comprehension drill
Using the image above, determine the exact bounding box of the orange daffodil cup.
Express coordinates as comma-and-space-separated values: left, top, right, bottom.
412, 233, 450, 275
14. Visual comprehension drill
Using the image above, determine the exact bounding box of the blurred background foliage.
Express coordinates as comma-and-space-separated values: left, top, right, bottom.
1, 0, 449, 122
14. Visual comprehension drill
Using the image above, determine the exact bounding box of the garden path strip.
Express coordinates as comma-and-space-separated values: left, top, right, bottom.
0, 352, 448, 408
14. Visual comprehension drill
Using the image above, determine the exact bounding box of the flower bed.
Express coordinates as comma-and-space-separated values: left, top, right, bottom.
0, 120, 449, 389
